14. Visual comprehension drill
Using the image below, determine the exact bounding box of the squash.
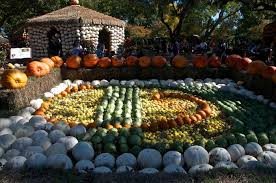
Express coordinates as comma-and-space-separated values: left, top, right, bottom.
72, 142, 94, 161
111, 56, 125, 67
116, 153, 137, 168
69, 125, 86, 137
93, 166, 112, 173
163, 151, 183, 167
263, 144, 276, 153
227, 144, 245, 162
47, 154, 73, 169
209, 147, 231, 165
172, 55, 189, 68
66, 55, 82, 69
83, 54, 99, 68
27, 61, 50, 77
237, 155, 257, 168
163, 164, 187, 173
262, 66, 276, 79
192, 55, 208, 68
40, 58, 55, 68
236, 57, 252, 71
116, 165, 134, 173
188, 164, 213, 175
247, 60, 267, 75
214, 161, 238, 169
257, 151, 276, 168
126, 56, 138, 67
184, 145, 209, 168
139, 168, 159, 174
75, 160, 95, 173
137, 148, 162, 169
208, 55, 221, 68
152, 56, 166, 68
1, 69, 28, 89
139, 56, 151, 68
245, 142, 263, 157
225, 54, 242, 68
94, 153, 115, 168
50, 56, 64, 68
98, 57, 111, 68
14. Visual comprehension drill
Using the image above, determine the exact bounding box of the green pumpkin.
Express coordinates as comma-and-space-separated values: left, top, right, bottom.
91, 135, 102, 144
128, 135, 142, 146
119, 144, 129, 153
104, 143, 117, 154
257, 133, 269, 145
103, 134, 115, 144
235, 133, 247, 146
246, 133, 258, 143
205, 140, 218, 152
130, 145, 142, 156
215, 136, 228, 148
225, 133, 237, 145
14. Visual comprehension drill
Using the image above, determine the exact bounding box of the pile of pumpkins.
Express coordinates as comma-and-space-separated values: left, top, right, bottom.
0, 56, 64, 90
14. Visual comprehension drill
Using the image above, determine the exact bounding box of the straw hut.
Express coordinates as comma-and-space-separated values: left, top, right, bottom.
27, 2, 125, 59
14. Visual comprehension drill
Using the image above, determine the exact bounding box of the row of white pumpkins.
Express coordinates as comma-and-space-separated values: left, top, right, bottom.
31, 78, 276, 110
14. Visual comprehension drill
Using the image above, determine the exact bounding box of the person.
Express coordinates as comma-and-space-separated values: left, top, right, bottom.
71, 40, 83, 56
48, 33, 62, 56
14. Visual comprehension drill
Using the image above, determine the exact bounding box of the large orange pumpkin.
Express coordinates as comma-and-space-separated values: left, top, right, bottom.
262, 66, 276, 79
225, 54, 242, 68
208, 55, 221, 68
40, 58, 55, 68
83, 54, 99, 68
236, 57, 252, 71
139, 56, 152, 68
152, 56, 166, 68
126, 56, 138, 67
50, 56, 64, 68
247, 60, 267, 75
98, 57, 112, 68
1, 69, 28, 89
172, 55, 189, 68
27, 61, 50, 77
111, 56, 125, 67
66, 55, 82, 69
192, 55, 208, 68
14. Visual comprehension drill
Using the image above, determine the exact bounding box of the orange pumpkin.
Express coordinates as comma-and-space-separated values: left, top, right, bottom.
172, 55, 189, 68
126, 56, 138, 67
225, 54, 242, 68
40, 58, 55, 68
208, 55, 221, 68
152, 56, 167, 68
27, 61, 50, 77
66, 55, 82, 69
192, 55, 208, 68
50, 56, 64, 68
247, 60, 267, 75
111, 56, 125, 67
236, 57, 252, 71
139, 56, 152, 68
98, 57, 112, 68
1, 69, 28, 89
262, 66, 276, 79
83, 54, 99, 68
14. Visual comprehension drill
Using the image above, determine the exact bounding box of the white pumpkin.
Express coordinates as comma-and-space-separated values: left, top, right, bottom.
214, 161, 238, 169
47, 154, 73, 170
0, 147, 3, 158
0, 134, 16, 150
139, 168, 159, 174
184, 146, 209, 168
257, 151, 276, 168
11, 137, 33, 151
57, 136, 78, 151
49, 130, 66, 143
137, 148, 162, 169
5, 156, 26, 169
116, 165, 134, 173
93, 166, 112, 173
72, 142, 94, 161
75, 160, 95, 173
31, 130, 48, 142
25, 153, 47, 169
28, 116, 47, 127
263, 144, 276, 153
163, 164, 187, 173
0, 118, 12, 130
32, 136, 52, 151
0, 159, 7, 170
0, 128, 13, 136
45, 143, 67, 156
227, 144, 245, 162
188, 164, 213, 175
116, 153, 137, 168
209, 147, 231, 165
9, 116, 24, 124
163, 151, 183, 167
69, 125, 86, 137
237, 155, 257, 168
245, 142, 263, 157
2, 149, 20, 161
52, 121, 70, 135
14, 125, 34, 138
94, 153, 115, 169
21, 146, 44, 158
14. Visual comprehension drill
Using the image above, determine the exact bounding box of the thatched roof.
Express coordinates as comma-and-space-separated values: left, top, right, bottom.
27, 5, 125, 27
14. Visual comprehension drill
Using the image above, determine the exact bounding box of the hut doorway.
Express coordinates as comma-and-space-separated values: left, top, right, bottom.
47, 27, 62, 57
98, 28, 111, 55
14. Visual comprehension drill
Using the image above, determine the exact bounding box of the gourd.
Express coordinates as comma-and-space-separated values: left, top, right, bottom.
66, 55, 82, 69
214, 161, 238, 169
83, 54, 99, 68
93, 166, 112, 173
227, 144, 245, 162
163, 164, 186, 173
47, 154, 73, 169
247, 60, 267, 75
245, 142, 263, 157
163, 151, 183, 167
184, 145, 209, 168
172, 55, 189, 68
137, 148, 162, 169
263, 144, 276, 153
126, 56, 138, 67
40, 58, 55, 68
192, 55, 208, 68
237, 155, 257, 168
94, 153, 115, 168
50, 56, 64, 68
116, 165, 134, 173
188, 164, 213, 175
257, 151, 276, 168
209, 147, 231, 165
98, 57, 111, 68
208, 55, 221, 68
72, 142, 94, 161
152, 56, 166, 68
116, 153, 137, 168
27, 61, 50, 77
75, 160, 95, 172
139, 56, 151, 68
1, 69, 28, 89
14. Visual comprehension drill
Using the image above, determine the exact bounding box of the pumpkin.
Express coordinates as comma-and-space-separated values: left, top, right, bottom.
188, 164, 213, 175
50, 56, 64, 68
209, 147, 231, 165
1, 69, 28, 89
98, 57, 111, 68
40, 58, 55, 68
236, 57, 252, 71
172, 55, 189, 68
237, 155, 257, 168
71, 0, 79, 5
163, 164, 186, 173
263, 144, 276, 153
94, 153, 115, 168
163, 151, 183, 167
93, 166, 112, 173
257, 151, 276, 168
214, 161, 238, 169
72, 142, 94, 161
227, 144, 245, 162
192, 55, 208, 68
225, 54, 242, 68
27, 61, 50, 77
152, 56, 166, 68
139, 56, 151, 68
83, 54, 98, 68
262, 66, 276, 79
66, 56, 82, 69
139, 168, 159, 174
111, 56, 125, 67
208, 55, 221, 68
116, 165, 134, 173
245, 142, 263, 157
247, 60, 267, 75
137, 148, 162, 169
184, 146, 209, 168
116, 153, 137, 168
272, 73, 276, 83
126, 56, 138, 67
